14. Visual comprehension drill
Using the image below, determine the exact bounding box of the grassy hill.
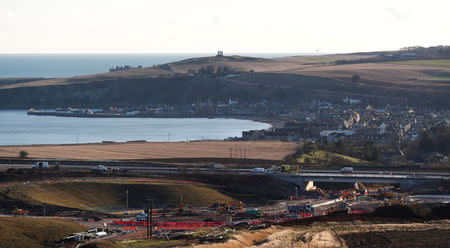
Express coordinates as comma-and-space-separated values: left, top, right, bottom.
4, 179, 234, 211
297, 150, 367, 166
0, 217, 85, 248
1, 53, 450, 108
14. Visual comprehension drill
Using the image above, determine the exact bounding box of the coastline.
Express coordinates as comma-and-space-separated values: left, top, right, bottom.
27, 110, 279, 129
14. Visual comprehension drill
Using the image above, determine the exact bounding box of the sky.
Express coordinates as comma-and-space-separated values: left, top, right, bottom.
1, 0, 449, 54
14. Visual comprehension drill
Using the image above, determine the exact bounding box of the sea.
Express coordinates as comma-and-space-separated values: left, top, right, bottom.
0, 53, 295, 145
0, 110, 271, 146
0, 53, 301, 78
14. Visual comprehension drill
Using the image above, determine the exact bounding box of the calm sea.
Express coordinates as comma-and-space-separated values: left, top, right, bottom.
0, 53, 302, 78
0, 110, 270, 145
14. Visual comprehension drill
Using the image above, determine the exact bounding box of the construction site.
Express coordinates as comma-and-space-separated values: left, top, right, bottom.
0, 163, 449, 248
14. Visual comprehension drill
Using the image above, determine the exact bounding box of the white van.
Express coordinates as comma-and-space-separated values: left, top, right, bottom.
340, 167, 354, 173
32, 162, 49, 169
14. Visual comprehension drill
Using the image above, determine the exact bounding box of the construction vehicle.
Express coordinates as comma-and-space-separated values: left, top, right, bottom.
305, 181, 328, 198
280, 164, 290, 172
175, 201, 199, 216
12, 208, 28, 216
330, 202, 351, 213
354, 182, 368, 196
217, 201, 243, 213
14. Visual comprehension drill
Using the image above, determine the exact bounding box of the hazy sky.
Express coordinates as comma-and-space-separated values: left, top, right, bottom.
1, 0, 449, 54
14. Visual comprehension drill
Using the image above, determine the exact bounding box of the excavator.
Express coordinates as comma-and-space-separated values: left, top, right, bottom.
305, 181, 328, 198
217, 201, 243, 213
354, 182, 368, 197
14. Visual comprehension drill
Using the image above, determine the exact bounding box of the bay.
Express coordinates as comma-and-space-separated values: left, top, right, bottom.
0, 110, 270, 145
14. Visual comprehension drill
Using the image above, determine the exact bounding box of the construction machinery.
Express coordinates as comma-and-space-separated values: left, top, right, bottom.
12, 208, 28, 216
217, 201, 243, 213
354, 182, 368, 196
280, 164, 290, 172
305, 181, 328, 198
330, 202, 351, 213
175, 201, 198, 215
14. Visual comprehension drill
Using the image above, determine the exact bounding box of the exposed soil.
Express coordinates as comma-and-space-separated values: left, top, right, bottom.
342, 229, 450, 248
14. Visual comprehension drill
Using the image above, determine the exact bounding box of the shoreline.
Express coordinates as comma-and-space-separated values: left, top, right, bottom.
26, 110, 281, 128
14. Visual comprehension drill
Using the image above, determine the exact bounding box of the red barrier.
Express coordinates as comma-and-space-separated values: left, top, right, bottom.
122, 226, 138, 230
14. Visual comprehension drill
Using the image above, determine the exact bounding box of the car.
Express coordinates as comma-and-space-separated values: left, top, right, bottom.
251, 168, 265, 174
213, 164, 225, 169
136, 212, 148, 221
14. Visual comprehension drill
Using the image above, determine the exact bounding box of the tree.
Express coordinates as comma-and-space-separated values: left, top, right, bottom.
363, 140, 382, 162
335, 140, 346, 154
352, 74, 360, 83
19, 150, 28, 159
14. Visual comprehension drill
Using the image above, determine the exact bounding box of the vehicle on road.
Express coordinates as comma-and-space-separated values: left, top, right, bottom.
340, 167, 354, 173
251, 167, 265, 174
32, 161, 49, 169
91, 165, 108, 172
213, 164, 225, 169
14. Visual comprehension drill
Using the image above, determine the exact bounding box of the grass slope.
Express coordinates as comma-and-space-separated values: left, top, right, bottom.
297, 150, 366, 165
0, 217, 84, 248
6, 180, 234, 211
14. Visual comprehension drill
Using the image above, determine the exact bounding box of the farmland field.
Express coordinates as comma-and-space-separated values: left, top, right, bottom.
0, 141, 297, 161
389, 59, 450, 68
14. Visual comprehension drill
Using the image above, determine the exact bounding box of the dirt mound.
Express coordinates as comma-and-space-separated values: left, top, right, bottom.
374, 205, 432, 218
194, 226, 347, 248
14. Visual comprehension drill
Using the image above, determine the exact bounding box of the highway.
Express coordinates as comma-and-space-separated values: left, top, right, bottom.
2, 162, 450, 179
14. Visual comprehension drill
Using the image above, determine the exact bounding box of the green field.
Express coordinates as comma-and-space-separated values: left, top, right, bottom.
4, 179, 234, 212
423, 76, 450, 81
0, 217, 85, 248
389, 59, 450, 68
297, 150, 366, 165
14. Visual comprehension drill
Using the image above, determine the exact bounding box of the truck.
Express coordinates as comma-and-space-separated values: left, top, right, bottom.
32, 161, 49, 169
340, 167, 354, 173
280, 164, 290, 172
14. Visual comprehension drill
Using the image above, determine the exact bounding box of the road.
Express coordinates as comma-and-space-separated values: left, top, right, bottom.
2, 162, 450, 179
